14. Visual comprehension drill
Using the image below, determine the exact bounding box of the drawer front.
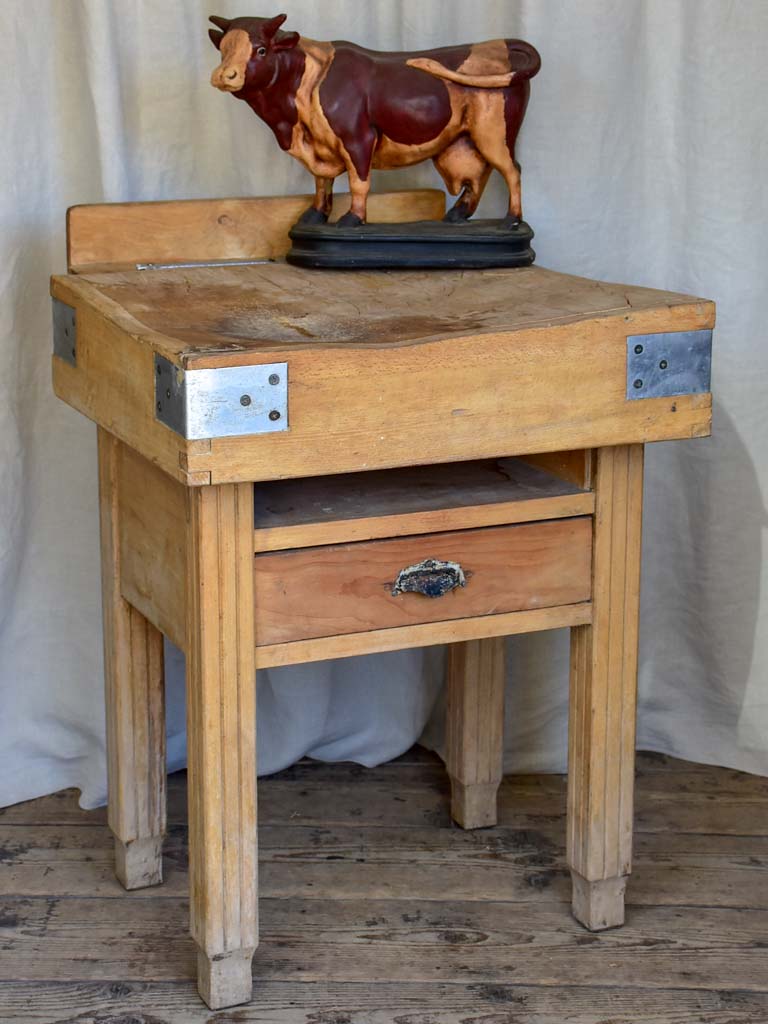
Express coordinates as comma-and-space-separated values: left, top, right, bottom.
254, 517, 592, 647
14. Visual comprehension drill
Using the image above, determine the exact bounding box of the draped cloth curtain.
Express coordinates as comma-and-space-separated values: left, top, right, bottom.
1, 0, 766, 809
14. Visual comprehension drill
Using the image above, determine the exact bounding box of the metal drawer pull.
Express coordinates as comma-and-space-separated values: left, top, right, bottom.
391, 558, 467, 599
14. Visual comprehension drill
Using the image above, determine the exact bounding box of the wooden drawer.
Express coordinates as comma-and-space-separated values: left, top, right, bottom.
254, 517, 592, 646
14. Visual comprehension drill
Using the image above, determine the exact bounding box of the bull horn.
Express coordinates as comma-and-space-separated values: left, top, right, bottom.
209, 15, 232, 31
262, 13, 288, 40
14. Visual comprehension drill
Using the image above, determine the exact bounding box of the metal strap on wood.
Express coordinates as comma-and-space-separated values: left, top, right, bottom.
154, 355, 288, 440
626, 329, 712, 400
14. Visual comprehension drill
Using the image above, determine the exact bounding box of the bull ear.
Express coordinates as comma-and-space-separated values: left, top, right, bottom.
208, 28, 224, 49
262, 13, 288, 40
273, 30, 299, 51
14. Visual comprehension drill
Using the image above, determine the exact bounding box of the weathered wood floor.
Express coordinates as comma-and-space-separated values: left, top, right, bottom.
1, 747, 767, 1023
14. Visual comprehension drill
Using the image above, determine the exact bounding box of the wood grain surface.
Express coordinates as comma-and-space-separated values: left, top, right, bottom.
253, 517, 592, 645
67, 190, 446, 271
185, 483, 258, 1007
56, 263, 711, 360
568, 445, 644, 930
97, 430, 166, 891
52, 211, 714, 486
253, 457, 594, 551
0, 750, 767, 1022
445, 637, 506, 828
253, 602, 592, 669
109, 450, 596, 670
118, 440, 187, 650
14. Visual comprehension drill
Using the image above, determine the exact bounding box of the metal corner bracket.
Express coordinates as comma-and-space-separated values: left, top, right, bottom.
626, 329, 712, 400
154, 355, 289, 440
52, 299, 77, 366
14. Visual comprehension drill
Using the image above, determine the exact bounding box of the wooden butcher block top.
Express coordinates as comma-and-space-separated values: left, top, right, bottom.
51, 194, 714, 486
52, 261, 711, 368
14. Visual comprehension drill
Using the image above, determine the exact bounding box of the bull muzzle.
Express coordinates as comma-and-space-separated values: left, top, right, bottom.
210, 29, 252, 93
211, 63, 246, 92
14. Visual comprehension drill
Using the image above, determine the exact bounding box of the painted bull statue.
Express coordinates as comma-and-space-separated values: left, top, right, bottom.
209, 14, 540, 228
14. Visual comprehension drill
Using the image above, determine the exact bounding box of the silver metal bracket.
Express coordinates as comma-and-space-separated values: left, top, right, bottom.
136, 258, 275, 271
154, 355, 288, 440
627, 329, 712, 400
52, 299, 77, 366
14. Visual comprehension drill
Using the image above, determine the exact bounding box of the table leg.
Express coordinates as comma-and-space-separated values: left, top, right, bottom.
185, 483, 258, 1010
97, 429, 166, 890
567, 444, 644, 930
445, 637, 506, 828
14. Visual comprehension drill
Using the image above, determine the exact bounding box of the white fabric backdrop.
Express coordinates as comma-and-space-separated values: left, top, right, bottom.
1, 0, 767, 810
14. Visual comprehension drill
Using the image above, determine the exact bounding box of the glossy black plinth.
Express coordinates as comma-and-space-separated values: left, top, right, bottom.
287, 218, 535, 270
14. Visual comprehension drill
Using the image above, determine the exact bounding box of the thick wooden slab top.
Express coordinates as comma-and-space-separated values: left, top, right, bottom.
51, 263, 712, 369
52, 193, 714, 484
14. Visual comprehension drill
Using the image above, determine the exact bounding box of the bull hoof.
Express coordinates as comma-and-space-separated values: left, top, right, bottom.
337, 211, 364, 228
443, 202, 472, 224
502, 214, 522, 230
298, 207, 329, 226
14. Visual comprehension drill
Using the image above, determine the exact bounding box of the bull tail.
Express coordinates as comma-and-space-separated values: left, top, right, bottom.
407, 41, 541, 89
407, 58, 514, 88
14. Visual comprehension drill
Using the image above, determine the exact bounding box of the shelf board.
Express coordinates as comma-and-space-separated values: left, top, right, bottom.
253, 457, 594, 552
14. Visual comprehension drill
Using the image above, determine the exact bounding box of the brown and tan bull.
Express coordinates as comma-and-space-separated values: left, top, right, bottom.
209, 14, 540, 226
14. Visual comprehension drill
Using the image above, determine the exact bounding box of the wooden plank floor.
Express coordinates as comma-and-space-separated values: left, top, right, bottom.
1, 747, 768, 1023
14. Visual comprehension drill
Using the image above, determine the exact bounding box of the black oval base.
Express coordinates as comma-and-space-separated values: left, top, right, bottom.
287, 218, 535, 270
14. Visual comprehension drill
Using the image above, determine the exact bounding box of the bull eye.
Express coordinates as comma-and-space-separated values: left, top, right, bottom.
256, 46, 267, 57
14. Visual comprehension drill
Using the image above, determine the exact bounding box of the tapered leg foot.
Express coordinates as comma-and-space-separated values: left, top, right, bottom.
567, 446, 644, 935
114, 835, 163, 890
449, 779, 500, 829
197, 947, 255, 1010
98, 431, 167, 896
445, 637, 505, 831
186, 483, 258, 1010
571, 871, 627, 931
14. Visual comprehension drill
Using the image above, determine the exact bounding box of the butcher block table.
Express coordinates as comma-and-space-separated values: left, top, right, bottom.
50, 189, 715, 1010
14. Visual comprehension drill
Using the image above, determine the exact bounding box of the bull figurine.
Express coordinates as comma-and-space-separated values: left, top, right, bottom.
209, 14, 540, 228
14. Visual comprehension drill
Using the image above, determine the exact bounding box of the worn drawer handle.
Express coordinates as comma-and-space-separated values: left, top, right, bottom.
391, 558, 467, 599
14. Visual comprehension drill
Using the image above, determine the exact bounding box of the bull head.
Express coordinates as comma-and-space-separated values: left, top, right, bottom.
209, 14, 299, 94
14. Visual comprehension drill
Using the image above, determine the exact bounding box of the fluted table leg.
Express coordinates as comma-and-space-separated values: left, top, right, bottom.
185, 483, 258, 1009
568, 445, 644, 930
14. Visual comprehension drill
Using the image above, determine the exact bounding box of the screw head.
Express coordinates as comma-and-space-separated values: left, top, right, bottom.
240, 394, 252, 407
156, 401, 162, 413
157, 364, 162, 376
269, 409, 281, 422
633, 378, 644, 390
659, 359, 668, 370
165, 388, 171, 400
268, 373, 280, 386
634, 344, 644, 354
